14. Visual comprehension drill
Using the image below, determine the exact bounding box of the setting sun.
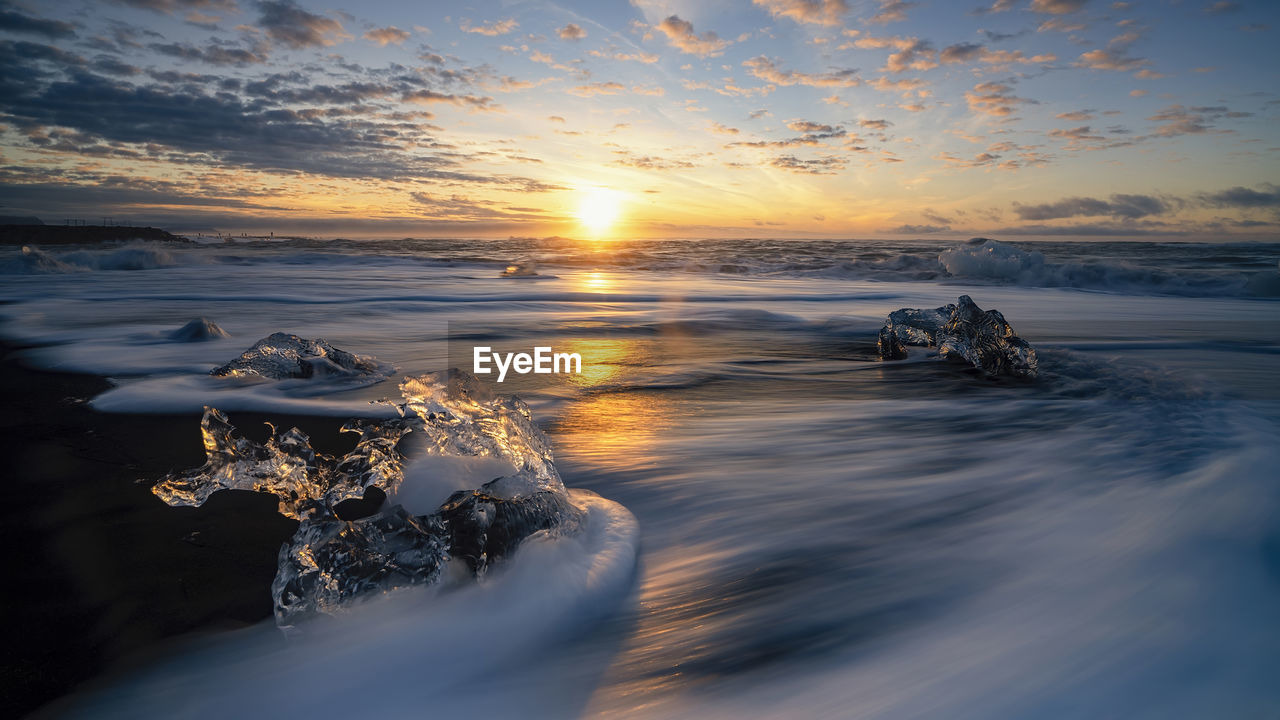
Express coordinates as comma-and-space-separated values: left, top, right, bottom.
577, 187, 623, 236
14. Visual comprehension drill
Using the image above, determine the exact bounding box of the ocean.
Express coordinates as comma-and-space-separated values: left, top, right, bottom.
2, 236, 1278, 718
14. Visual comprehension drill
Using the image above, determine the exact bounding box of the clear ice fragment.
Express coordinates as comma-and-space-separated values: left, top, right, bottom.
152, 369, 585, 633
211, 332, 391, 381
877, 295, 1038, 378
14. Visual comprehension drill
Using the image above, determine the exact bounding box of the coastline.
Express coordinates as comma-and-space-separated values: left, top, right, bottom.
0, 337, 371, 716
0, 226, 190, 246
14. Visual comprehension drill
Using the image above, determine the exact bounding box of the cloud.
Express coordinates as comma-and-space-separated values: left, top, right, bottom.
973, 0, 1017, 14
859, 118, 892, 130
655, 15, 729, 56
257, 0, 349, 49
1029, 0, 1088, 13
964, 81, 1036, 117
107, 0, 236, 13
769, 154, 846, 174
743, 56, 861, 87
891, 223, 950, 233
557, 23, 586, 40
410, 192, 550, 221
939, 42, 1056, 66
1013, 193, 1170, 220
1055, 109, 1094, 121
752, 0, 848, 27
1146, 104, 1249, 137
868, 0, 915, 24
868, 75, 927, 97
611, 150, 697, 170
588, 48, 659, 63
401, 89, 496, 108
149, 39, 270, 65
568, 81, 625, 97
0, 45, 530, 184
1203, 1, 1240, 14
787, 119, 837, 133
460, 18, 518, 36
1075, 30, 1150, 72
0, 8, 77, 38
1198, 184, 1280, 208
363, 26, 410, 46
854, 35, 937, 72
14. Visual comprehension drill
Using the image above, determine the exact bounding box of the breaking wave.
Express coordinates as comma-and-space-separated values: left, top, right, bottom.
937, 239, 1280, 297
1, 243, 182, 273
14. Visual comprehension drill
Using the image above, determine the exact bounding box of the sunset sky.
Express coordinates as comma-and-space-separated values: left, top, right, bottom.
1, 0, 1277, 238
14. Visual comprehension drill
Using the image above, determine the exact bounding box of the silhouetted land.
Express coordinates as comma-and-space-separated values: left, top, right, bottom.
0, 225, 190, 245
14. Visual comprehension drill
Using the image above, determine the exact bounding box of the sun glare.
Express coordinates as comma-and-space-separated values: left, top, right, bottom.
576, 187, 622, 236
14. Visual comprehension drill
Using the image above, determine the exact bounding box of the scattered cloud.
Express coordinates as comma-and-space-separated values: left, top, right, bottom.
0, 8, 77, 38
1199, 184, 1280, 208
568, 81, 625, 97
557, 23, 586, 40
460, 18, 518, 36
868, 0, 916, 24
1013, 193, 1171, 220
743, 56, 861, 87
770, 154, 846, 173
655, 15, 730, 56
1075, 30, 1150, 72
965, 81, 1037, 117
257, 0, 349, 49
1030, 0, 1089, 14
1203, 1, 1240, 14
364, 26, 410, 46
752, 0, 848, 27
855, 35, 937, 72
891, 223, 950, 233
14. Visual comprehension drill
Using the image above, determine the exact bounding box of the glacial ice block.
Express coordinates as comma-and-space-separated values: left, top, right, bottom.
151, 407, 415, 520
152, 370, 586, 633
211, 331, 391, 380
877, 295, 1038, 378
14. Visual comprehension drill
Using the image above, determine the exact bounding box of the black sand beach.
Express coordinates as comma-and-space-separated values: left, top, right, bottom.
0, 338, 381, 716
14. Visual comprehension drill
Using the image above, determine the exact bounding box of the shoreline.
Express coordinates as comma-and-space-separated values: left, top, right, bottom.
0, 338, 373, 716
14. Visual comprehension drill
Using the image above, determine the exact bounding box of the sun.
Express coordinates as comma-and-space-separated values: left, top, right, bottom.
576, 186, 623, 236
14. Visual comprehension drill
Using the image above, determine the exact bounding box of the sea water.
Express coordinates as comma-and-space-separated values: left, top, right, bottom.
2, 236, 1278, 718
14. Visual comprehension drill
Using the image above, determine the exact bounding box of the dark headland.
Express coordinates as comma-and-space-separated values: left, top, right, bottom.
0, 223, 190, 246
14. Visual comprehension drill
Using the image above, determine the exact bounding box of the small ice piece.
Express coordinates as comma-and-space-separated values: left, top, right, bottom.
151, 407, 415, 520
877, 295, 1038, 378
210, 332, 390, 380
168, 318, 229, 342
501, 261, 538, 277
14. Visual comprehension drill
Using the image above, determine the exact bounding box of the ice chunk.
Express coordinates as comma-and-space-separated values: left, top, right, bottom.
152, 370, 587, 633
151, 407, 415, 520
397, 370, 564, 498
168, 318, 229, 342
211, 332, 392, 381
500, 261, 539, 277
877, 295, 1038, 378
272, 506, 449, 633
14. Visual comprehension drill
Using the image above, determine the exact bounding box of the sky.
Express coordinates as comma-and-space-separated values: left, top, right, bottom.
0, 0, 1277, 239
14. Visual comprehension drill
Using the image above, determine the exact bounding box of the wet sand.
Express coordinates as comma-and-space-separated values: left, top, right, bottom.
0, 339, 368, 716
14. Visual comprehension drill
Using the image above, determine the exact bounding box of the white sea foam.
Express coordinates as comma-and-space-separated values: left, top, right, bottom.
66, 490, 640, 719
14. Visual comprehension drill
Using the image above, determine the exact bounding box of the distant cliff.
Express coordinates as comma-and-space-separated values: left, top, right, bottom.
0, 225, 190, 245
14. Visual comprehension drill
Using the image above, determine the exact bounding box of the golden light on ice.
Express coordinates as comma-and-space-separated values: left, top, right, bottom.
576, 186, 622, 236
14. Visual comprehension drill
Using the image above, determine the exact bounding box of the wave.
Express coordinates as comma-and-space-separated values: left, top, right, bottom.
937, 239, 1280, 298
1, 243, 184, 273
